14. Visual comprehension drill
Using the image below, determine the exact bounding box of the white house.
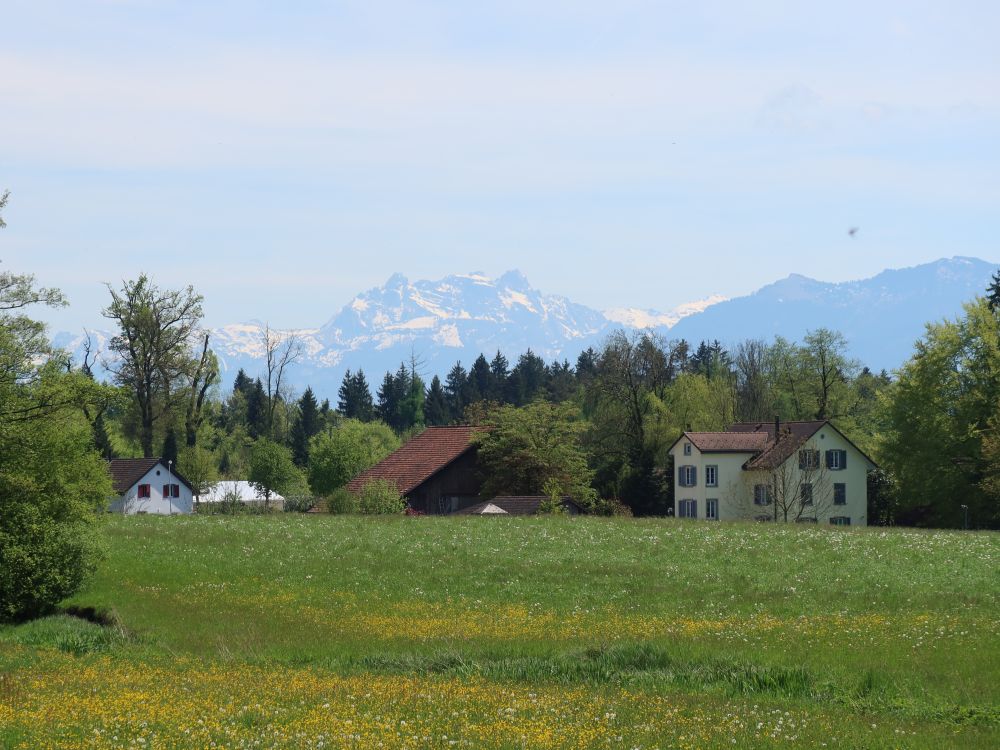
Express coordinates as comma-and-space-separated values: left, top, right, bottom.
202, 480, 285, 510
668, 419, 877, 526
108, 458, 194, 515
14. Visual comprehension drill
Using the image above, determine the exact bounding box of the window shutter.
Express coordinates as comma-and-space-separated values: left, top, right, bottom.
799, 451, 806, 470
825, 450, 833, 469
163, 484, 169, 497
839, 450, 847, 469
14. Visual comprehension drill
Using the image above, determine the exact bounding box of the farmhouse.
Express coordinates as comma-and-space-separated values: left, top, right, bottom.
668, 419, 876, 525
347, 425, 485, 514
107, 457, 194, 515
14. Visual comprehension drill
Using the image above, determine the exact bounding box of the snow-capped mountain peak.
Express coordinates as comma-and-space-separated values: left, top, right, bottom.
603, 294, 728, 330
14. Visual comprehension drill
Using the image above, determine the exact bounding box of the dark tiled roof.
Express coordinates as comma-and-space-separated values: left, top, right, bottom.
456, 496, 583, 516
346, 425, 482, 495
108, 458, 194, 494
108, 458, 161, 494
737, 422, 827, 470
684, 432, 770, 453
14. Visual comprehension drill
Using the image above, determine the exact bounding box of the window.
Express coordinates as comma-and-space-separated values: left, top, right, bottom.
678, 465, 697, 487
705, 465, 718, 487
826, 449, 847, 470
706, 499, 719, 520
137, 484, 151, 498
800, 482, 813, 505
796, 517, 817, 524
678, 499, 697, 518
683, 443, 692, 456
799, 449, 820, 470
834, 483, 846, 505
830, 516, 851, 526
753, 484, 771, 505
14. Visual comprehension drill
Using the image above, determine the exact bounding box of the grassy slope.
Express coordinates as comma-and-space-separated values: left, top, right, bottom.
2, 515, 998, 748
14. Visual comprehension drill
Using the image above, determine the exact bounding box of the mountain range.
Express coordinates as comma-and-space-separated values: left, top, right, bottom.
53, 257, 998, 397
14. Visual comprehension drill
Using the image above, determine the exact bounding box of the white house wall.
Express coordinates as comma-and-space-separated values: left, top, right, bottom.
670, 445, 755, 522
671, 426, 871, 526
109, 464, 194, 515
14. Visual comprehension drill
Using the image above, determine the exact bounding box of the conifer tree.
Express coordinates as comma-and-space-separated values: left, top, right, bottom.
489, 351, 510, 401
246, 378, 268, 438
92, 413, 115, 460
424, 375, 448, 425
509, 350, 548, 405
161, 428, 179, 466
468, 354, 493, 404
290, 386, 321, 466
444, 362, 470, 421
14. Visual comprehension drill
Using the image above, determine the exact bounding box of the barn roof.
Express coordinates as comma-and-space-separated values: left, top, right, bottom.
346, 425, 483, 496
108, 458, 193, 494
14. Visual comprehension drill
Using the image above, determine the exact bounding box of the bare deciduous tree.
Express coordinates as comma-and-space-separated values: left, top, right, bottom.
260, 324, 303, 438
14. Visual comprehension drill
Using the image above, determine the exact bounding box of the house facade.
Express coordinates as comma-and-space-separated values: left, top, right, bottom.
668, 420, 875, 526
108, 458, 195, 515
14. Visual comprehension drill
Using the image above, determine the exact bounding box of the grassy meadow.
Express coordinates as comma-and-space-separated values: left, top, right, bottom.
1, 515, 998, 748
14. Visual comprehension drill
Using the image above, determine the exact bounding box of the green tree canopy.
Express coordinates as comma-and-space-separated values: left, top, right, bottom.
1, 264, 112, 620
879, 298, 1000, 528
248, 439, 304, 506
307, 419, 400, 496
473, 401, 597, 506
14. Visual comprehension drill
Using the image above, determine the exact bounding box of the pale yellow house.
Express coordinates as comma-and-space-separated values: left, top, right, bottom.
668, 419, 876, 526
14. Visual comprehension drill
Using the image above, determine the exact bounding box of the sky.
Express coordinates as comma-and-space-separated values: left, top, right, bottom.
2, 1, 998, 332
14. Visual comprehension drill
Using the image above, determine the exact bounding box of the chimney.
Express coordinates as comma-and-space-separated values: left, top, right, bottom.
774, 415, 781, 442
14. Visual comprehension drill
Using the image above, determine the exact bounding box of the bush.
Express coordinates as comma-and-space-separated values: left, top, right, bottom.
282, 495, 315, 513
0, 509, 102, 622
357, 479, 406, 515
327, 488, 359, 515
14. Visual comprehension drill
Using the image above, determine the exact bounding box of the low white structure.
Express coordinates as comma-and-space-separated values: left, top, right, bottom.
668, 419, 876, 526
202, 480, 285, 510
108, 458, 194, 515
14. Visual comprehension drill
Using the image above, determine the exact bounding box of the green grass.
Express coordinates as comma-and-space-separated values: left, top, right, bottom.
1, 515, 997, 748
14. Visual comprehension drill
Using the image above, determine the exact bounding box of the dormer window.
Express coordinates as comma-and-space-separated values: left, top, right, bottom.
683, 443, 692, 456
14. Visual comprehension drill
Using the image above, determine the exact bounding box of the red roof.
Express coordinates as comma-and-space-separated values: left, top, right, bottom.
346, 425, 482, 495
684, 432, 769, 453
675, 420, 877, 471
108, 458, 193, 494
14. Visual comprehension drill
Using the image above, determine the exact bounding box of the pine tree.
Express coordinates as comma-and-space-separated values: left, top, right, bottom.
444, 362, 470, 421
246, 378, 268, 438
468, 354, 493, 404
161, 428, 179, 466
424, 375, 449, 425
338, 369, 375, 421
290, 386, 321, 466
509, 350, 548, 405
547, 359, 576, 402
575, 348, 598, 384
489, 351, 509, 402
988, 270, 1000, 312
377, 365, 411, 431
352, 370, 375, 421
92, 413, 115, 460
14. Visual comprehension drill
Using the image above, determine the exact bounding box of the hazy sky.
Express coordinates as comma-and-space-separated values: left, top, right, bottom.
2, 1, 998, 331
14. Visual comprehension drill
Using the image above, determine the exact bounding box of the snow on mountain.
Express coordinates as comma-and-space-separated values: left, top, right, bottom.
604, 295, 728, 329
667, 256, 998, 371
50, 258, 999, 397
